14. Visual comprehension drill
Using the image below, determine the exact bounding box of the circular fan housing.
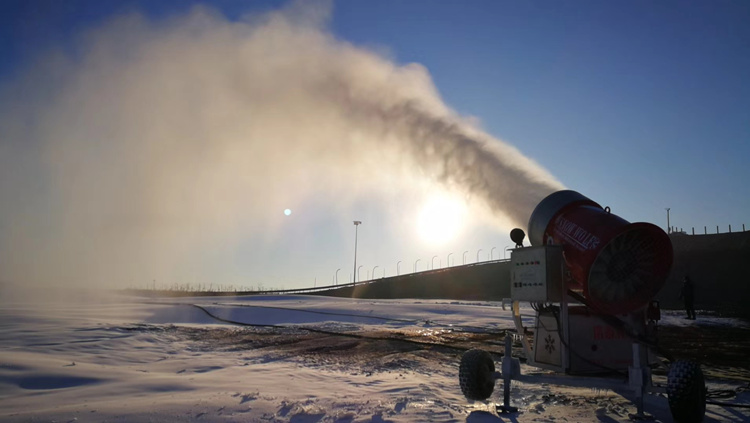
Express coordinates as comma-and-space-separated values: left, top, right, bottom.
528, 190, 673, 315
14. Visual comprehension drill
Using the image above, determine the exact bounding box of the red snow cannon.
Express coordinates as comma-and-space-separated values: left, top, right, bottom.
528, 190, 673, 315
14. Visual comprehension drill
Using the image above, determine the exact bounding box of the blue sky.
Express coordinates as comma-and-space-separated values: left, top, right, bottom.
330, 1, 750, 226
1, 1, 748, 289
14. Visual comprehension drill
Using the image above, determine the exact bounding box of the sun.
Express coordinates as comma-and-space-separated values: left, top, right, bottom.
416, 194, 467, 246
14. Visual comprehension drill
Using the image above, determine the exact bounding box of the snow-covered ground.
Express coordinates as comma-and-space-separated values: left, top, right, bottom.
1, 291, 748, 422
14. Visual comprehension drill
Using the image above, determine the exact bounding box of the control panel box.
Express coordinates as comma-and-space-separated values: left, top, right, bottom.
510, 245, 563, 302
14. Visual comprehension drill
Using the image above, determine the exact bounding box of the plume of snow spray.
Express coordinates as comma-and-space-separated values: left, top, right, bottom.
0, 3, 563, 288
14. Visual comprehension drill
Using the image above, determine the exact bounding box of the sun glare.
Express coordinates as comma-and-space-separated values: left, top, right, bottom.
416, 194, 467, 246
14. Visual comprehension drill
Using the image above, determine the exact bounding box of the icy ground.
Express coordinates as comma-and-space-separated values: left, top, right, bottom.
1, 291, 748, 422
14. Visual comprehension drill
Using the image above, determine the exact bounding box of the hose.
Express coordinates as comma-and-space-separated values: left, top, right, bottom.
208, 301, 506, 334
189, 303, 507, 354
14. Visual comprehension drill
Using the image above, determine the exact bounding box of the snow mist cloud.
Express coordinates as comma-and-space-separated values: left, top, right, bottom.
0, 2, 563, 288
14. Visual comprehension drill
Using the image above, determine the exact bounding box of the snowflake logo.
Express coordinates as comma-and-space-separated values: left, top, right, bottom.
544, 334, 556, 354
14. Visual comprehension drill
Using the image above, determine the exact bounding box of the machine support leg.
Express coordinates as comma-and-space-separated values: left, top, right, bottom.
497, 334, 519, 414
628, 342, 652, 420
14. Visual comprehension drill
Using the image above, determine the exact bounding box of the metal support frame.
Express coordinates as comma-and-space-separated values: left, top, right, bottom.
511, 300, 532, 360
501, 245, 661, 415
493, 338, 660, 415
559, 256, 570, 373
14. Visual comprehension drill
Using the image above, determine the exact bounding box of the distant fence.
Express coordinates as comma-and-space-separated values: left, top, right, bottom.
123, 260, 509, 298
124, 280, 359, 297
670, 224, 747, 235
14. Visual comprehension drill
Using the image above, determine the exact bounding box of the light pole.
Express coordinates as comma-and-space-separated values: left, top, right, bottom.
414, 259, 421, 273
397, 261, 402, 276
665, 208, 671, 234
447, 253, 453, 267
477, 249, 483, 263
335, 268, 340, 285
353, 221, 362, 282
504, 245, 512, 259
372, 266, 379, 280
432, 255, 438, 270
357, 265, 363, 283
463, 250, 469, 264
491, 247, 497, 260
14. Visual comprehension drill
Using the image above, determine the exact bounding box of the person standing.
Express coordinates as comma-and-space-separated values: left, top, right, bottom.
679, 276, 696, 320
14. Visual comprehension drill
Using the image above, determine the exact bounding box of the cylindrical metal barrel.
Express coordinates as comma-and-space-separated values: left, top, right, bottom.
528, 190, 673, 315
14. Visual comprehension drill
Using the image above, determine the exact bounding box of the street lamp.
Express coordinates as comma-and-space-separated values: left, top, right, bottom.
353, 221, 362, 282
504, 245, 512, 259
477, 249, 483, 263
414, 259, 421, 273
432, 255, 438, 270
372, 266, 379, 280
397, 261, 402, 276
447, 253, 453, 267
335, 268, 340, 285
357, 265, 363, 283
463, 250, 469, 264
491, 247, 497, 260
665, 208, 671, 234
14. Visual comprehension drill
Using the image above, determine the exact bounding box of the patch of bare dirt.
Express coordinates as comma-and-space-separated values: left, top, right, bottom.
658, 324, 750, 381
137, 322, 750, 382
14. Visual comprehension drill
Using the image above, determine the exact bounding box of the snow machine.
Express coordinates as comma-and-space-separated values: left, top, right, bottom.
458, 190, 707, 422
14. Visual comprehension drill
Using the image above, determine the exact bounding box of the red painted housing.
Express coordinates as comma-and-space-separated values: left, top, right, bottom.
528, 190, 673, 315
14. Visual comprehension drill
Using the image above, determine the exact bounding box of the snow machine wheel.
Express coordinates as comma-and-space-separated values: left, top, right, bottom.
459, 349, 495, 401
667, 360, 706, 423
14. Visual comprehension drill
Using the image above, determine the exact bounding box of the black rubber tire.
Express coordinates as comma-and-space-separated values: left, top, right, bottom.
667, 360, 706, 423
459, 349, 495, 401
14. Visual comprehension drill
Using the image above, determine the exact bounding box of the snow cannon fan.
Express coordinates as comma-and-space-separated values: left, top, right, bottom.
527, 190, 673, 315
